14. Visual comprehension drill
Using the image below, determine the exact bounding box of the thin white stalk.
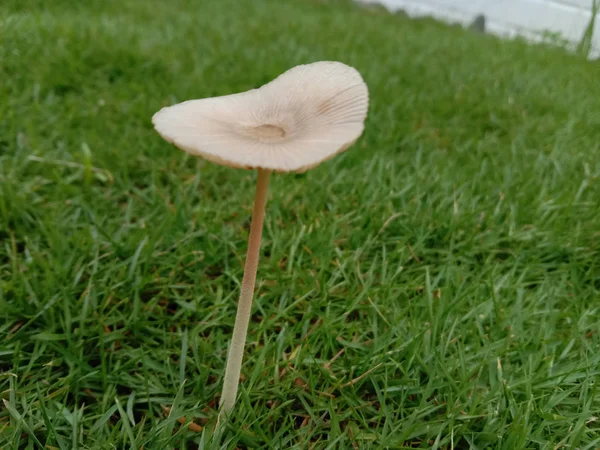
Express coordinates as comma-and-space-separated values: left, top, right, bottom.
219, 168, 271, 413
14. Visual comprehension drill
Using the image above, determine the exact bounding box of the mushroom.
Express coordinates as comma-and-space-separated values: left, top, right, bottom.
152, 61, 369, 413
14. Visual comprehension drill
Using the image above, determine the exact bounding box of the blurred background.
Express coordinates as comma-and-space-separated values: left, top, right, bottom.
362, 0, 600, 57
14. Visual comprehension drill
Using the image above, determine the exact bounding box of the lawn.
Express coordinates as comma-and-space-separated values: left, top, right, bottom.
1, 0, 600, 448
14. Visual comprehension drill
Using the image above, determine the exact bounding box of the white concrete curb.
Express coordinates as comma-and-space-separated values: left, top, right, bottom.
359, 0, 599, 58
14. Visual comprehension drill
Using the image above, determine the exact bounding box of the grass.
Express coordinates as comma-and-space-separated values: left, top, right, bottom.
1, 0, 600, 448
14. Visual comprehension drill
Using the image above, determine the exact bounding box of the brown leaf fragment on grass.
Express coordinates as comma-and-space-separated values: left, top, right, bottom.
162, 406, 203, 432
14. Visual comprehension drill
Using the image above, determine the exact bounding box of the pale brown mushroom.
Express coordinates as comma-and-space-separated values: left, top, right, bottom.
152, 61, 369, 413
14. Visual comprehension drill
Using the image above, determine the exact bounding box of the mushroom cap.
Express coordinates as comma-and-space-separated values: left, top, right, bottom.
152, 61, 369, 172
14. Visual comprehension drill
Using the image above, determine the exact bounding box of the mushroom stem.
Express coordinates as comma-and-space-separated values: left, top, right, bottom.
220, 168, 271, 413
